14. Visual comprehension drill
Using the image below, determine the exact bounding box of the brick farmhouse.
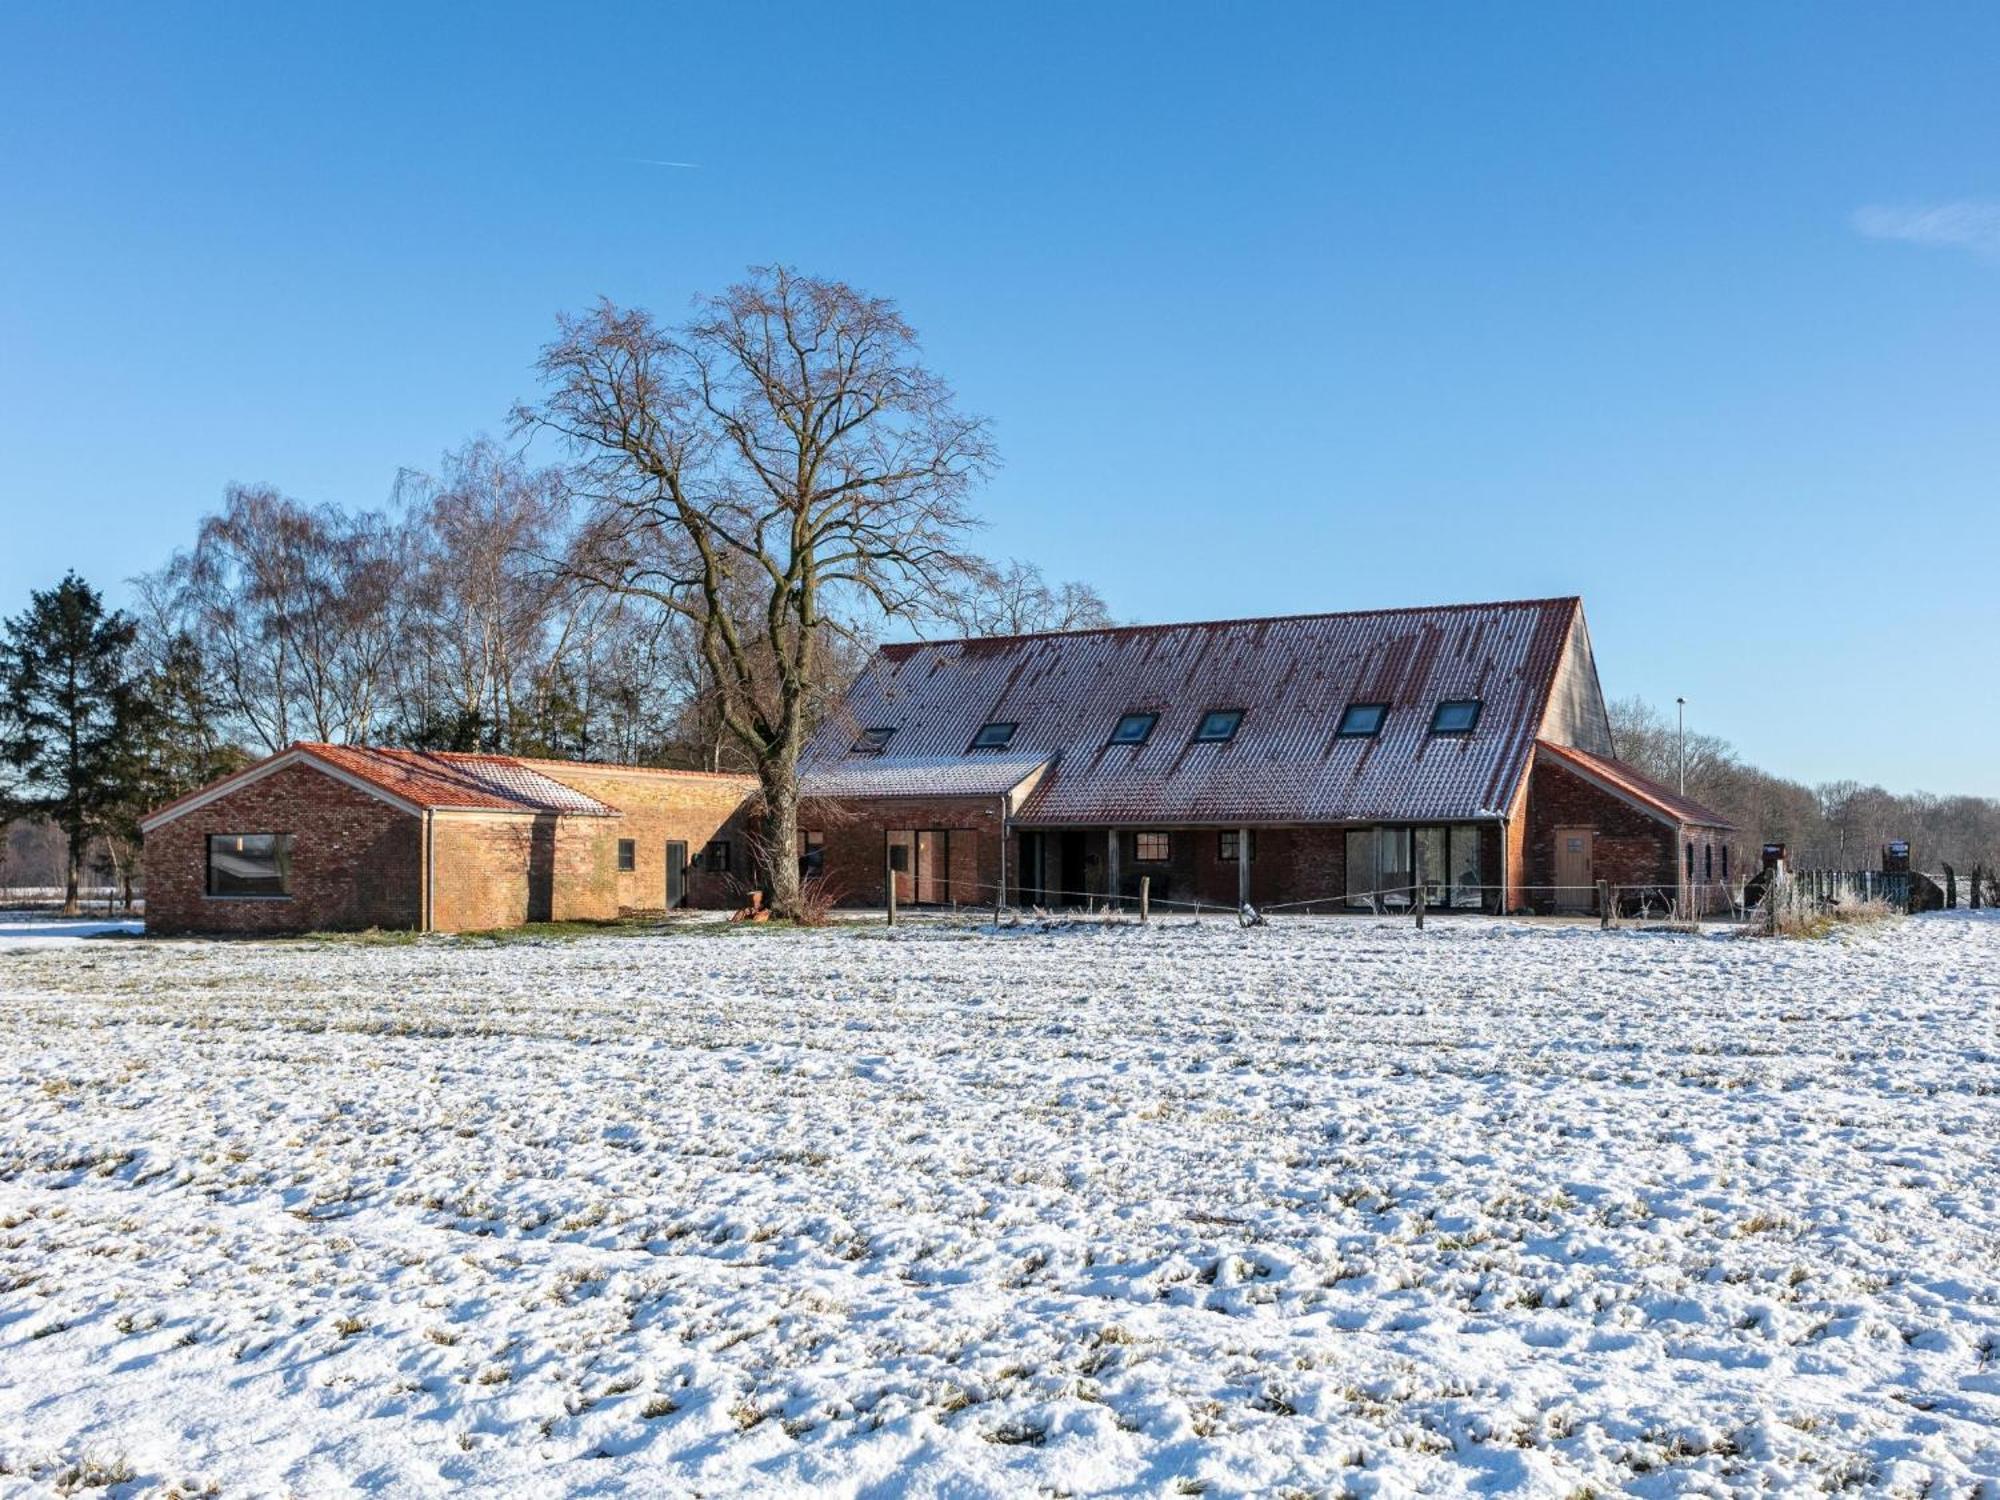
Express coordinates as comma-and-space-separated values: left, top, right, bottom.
796, 596, 1737, 917
141, 744, 755, 935
142, 595, 1735, 933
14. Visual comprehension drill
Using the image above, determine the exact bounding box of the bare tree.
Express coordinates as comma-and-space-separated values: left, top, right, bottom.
933, 557, 1114, 637
147, 486, 408, 750
521, 267, 994, 918
388, 439, 573, 750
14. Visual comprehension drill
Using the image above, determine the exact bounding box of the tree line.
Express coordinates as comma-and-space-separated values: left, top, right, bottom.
4, 265, 1994, 912
1607, 696, 2000, 874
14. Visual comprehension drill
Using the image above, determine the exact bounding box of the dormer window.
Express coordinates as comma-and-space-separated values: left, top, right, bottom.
852, 726, 896, 755
1109, 712, 1158, 746
1192, 709, 1244, 744
1336, 702, 1389, 738
1430, 699, 1481, 735
969, 721, 1018, 751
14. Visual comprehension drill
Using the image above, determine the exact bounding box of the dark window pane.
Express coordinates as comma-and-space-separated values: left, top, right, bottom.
1430, 700, 1481, 734
1219, 830, 1255, 862
852, 727, 895, 754
1337, 703, 1388, 737
1449, 824, 1483, 907
706, 841, 731, 873
206, 833, 292, 898
1193, 709, 1243, 743
1109, 712, 1157, 745
970, 721, 1018, 750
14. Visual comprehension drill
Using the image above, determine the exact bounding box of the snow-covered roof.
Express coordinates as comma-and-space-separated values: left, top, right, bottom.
800, 753, 1053, 801
803, 597, 1589, 825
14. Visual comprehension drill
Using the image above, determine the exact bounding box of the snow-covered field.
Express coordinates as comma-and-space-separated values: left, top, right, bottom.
3, 913, 1997, 1497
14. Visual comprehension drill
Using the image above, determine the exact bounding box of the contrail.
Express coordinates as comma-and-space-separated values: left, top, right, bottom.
625, 157, 702, 169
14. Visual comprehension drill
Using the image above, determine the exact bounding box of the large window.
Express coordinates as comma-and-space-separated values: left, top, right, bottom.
1133, 833, 1171, 862
617, 838, 636, 872
1336, 703, 1389, 738
1429, 700, 1481, 735
1109, 712, 1158, 746
969, 721, 1018, 751
206, 833, 292, 898
1192, 709, 1244, 744
1346, 825, 1485, 909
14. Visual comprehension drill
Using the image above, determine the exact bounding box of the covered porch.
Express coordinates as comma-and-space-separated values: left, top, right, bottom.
1008, 821, 1504, 914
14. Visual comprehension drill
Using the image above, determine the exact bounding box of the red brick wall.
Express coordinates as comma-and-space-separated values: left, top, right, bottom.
807, 796, 1008, 907
1525, 757, 1737, 913
144, 763, 420, 935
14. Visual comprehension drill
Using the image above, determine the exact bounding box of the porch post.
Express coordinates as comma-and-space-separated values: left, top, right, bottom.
1237, 826, 1251, 911
1107, 827, 1121, 910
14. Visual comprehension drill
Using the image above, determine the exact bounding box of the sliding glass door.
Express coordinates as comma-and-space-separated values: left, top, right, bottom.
1346, 825, 1487, 910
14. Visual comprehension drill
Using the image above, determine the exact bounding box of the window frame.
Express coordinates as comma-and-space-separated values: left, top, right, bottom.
1108, 711, 1158, 747
204, 832, 293, 900
1133, 832, 1171, 863
1336, 702, 1390, 738
851, 726, 896, 755
1428, 699, 1482, 736
705, 840, 732, 874
616, 838, 637, 872
1218, 829, 1255, 863
968, 721, 1019, 752
1191, 708, 1245, 745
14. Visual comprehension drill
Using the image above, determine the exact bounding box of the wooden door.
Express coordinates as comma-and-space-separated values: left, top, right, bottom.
665, 841, 688, 908
1554, 827, 1594, 912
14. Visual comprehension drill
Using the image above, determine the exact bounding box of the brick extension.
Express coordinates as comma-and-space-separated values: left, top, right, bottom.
141, 745, 757, 936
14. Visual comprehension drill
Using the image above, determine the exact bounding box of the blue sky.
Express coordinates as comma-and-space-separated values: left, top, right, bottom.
2, 3, 1995, 793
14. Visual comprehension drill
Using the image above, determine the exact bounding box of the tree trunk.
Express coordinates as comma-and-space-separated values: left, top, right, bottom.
760, 766, 803, 919
62, 828, 82, 916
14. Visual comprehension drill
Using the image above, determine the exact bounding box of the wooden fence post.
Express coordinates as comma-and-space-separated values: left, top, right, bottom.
1139, 875, 1150, 924
885, 845, 897, 927
1598, 879, 1612, 930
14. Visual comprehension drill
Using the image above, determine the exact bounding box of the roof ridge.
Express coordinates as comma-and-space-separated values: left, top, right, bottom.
882, 595, 1583, 654
293, 743, 752, 780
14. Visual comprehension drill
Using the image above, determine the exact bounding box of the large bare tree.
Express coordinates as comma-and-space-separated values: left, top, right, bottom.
933, 557, 1114, 637
521, 266, 994, 917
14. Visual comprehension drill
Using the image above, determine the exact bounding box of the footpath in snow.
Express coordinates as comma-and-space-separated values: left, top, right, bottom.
1, 912, 1997, 1496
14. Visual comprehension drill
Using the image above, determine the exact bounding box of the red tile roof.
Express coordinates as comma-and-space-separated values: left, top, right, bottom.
1535, 740, 1736, 829
804, 597, 1587, 826
297, 745, 620, 815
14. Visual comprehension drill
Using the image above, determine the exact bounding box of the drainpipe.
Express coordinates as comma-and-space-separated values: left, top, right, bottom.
422, 809, 435, 932
996, 795, 1009, 919
1496, 812, 1510, 915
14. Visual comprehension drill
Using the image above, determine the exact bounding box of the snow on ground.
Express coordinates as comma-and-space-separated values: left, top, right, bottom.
2, 913, 1998, 1497
0, 915, 143, 951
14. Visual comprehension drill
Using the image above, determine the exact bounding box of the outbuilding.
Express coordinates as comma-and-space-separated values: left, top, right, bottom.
141, 743, 756, 935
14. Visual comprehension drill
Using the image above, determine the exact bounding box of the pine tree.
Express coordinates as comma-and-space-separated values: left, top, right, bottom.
0, 574, 154, 914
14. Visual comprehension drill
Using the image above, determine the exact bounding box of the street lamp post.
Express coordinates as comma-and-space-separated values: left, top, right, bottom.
1676, 697, 1686, 796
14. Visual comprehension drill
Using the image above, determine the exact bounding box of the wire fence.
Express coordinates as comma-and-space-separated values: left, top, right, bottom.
878, 875, 1747, 927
